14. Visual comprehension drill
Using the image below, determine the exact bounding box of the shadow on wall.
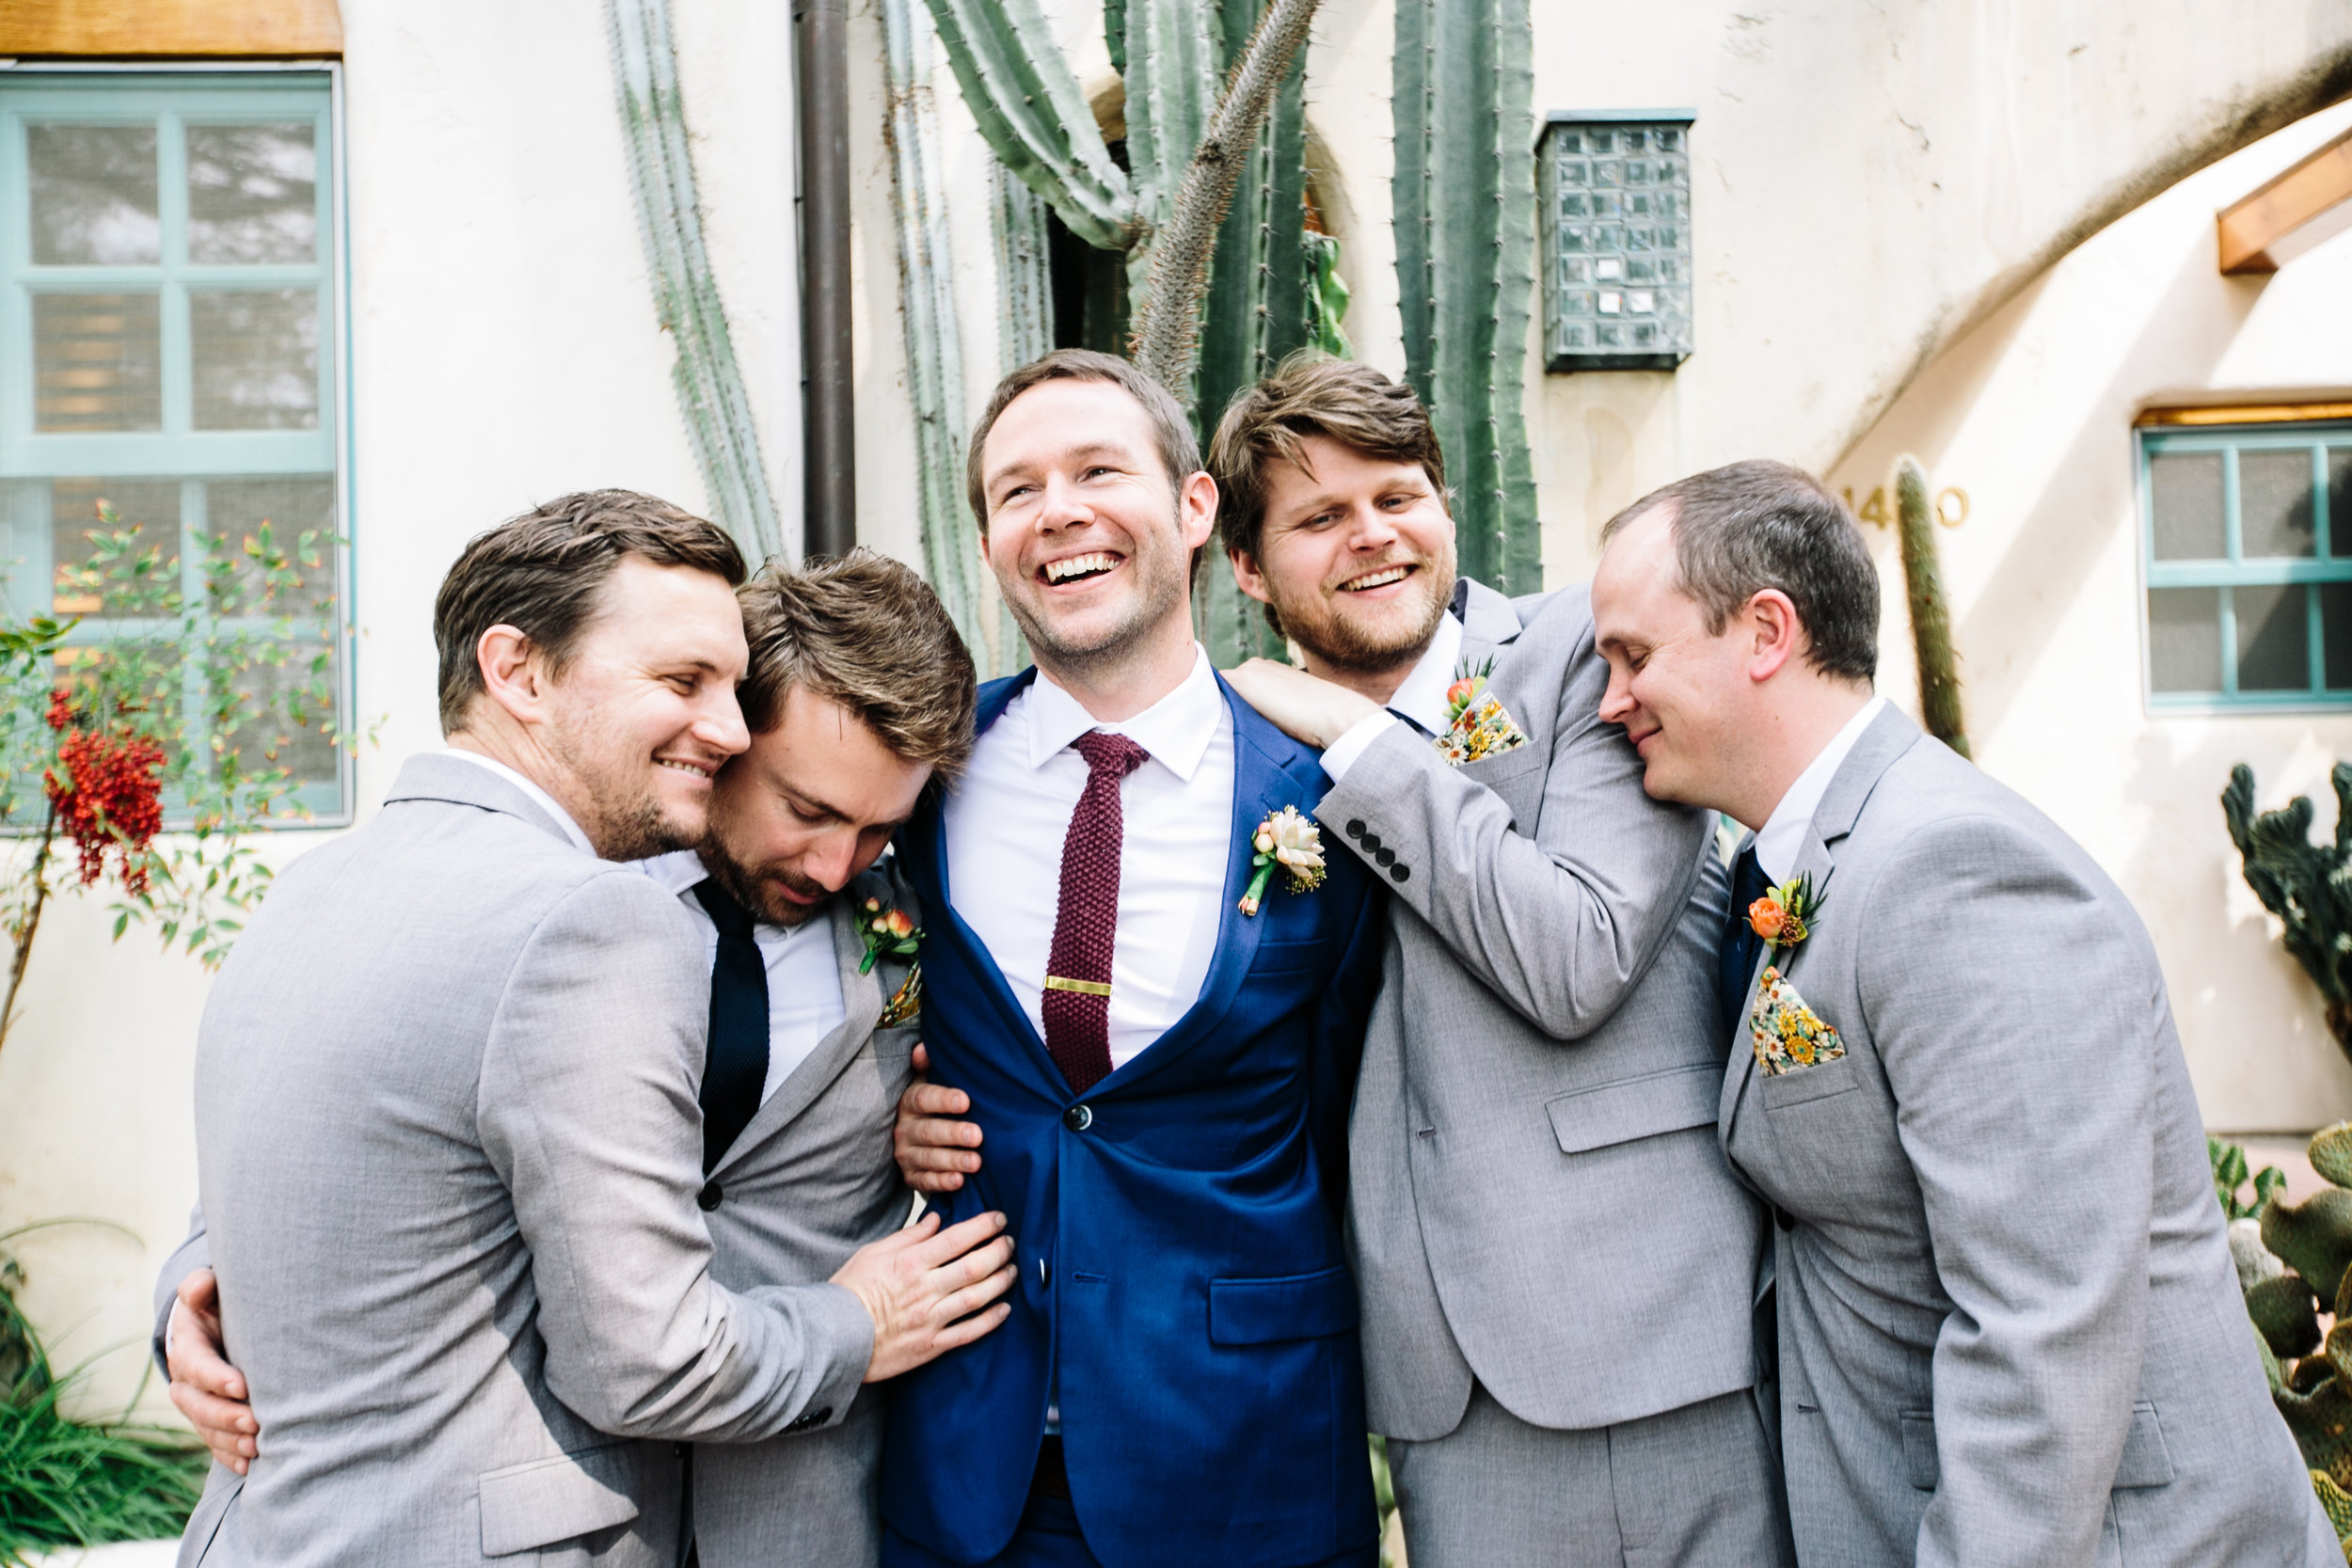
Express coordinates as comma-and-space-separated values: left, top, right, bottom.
1955, 238, 2267, 740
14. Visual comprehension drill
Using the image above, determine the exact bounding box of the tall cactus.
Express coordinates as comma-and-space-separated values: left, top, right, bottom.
2224, 762, 2352, 1064
1391, 0, 1539, 594
1893, 456, 1970, 757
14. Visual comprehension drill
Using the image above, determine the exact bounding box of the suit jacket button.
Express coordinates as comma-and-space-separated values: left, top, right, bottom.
1374, 847, 1395, 868
1360, 832, 1383, 852
1063, 1103, 1093, 1132
1344, 818, 1366, 839
1390, 863, 1409, 883
697, 1180, 723, 1212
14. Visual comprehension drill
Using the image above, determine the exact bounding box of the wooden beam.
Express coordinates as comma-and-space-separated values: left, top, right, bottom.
2219, 126, 2352, 274
0, 0, 342, 58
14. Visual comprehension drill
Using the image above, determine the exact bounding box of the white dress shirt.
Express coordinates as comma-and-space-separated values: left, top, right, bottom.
1752, 695, 1889, 883
942, 646, 1235, 1072
634, 849, 850, 1105
1317, 609, 1466, 781
441, 747, 596, 856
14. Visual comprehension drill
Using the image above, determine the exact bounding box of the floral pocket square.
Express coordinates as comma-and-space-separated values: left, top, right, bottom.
880, 961, 923, 1027
1749, 967, 1845, 1076
1434, 658, 1529, 766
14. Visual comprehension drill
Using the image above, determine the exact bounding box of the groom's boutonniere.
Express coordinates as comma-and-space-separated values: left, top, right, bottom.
1745, 873, 1822, 959
859, 895, 925, 1025
1433, 657, 1528, 766
1239, 806, 1326, 916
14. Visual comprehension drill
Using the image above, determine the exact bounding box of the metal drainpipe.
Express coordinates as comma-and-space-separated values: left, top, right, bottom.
796, 0, 856, 558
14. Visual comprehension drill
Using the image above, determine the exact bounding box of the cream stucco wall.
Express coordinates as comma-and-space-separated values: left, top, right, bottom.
0, 0, 803, 1419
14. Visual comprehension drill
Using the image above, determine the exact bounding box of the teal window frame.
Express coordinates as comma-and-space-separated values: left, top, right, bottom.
2139, 420, 2352, 714
0, 66, 352, 823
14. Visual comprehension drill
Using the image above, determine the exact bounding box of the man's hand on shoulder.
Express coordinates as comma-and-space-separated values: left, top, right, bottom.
831, 1209, 1017, 1382
167, 1268, 259, 1474
1223, 658, 1383, 750
895, 1042, 984, 1193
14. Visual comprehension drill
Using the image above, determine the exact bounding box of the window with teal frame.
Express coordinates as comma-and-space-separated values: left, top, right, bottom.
0, 70, 348, 819
2140, 420, 2352, 711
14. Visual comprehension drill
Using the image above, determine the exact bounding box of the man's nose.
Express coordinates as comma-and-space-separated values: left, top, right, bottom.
1038, 472, 1091, 531
1597, 667, 1634, 724
698, 686, 751, 757
808, 827, 859, 892
1345, 500, 1400, 550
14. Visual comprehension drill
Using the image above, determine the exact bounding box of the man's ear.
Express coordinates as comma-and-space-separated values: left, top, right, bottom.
474, 624, 552, 726
1229, 546, 1275, 608
1178, 470, 1219, 552
1743, 590, 1805, 684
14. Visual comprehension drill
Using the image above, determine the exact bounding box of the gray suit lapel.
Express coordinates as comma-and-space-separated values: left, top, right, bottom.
711, 896, 884, 1180
382, 752, 580, 849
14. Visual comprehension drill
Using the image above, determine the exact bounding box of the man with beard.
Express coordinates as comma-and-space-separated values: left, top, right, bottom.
875, 350, 1388, 1568
152, 494, 1014, 1568
1210, 359, 1786, 1566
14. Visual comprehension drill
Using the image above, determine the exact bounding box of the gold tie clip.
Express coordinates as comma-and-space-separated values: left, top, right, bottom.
1043, 974, 1112, 997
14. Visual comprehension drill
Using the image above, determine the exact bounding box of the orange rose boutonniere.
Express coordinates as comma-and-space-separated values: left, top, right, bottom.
1746, 872, 1822, 959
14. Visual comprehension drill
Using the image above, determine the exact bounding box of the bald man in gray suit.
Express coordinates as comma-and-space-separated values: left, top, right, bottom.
1589, 460, 2333, 1567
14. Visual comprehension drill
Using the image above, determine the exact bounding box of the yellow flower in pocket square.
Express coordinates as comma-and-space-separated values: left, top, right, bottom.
880, 961, 923, 1028
1749, 966, 1845, 1077
1433, 659, 1529, 766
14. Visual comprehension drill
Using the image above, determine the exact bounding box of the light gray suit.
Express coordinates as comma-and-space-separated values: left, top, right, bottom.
1722, 705, 2335, 1567
162, 755, 874, 1567
1316, 580, 1784, 1565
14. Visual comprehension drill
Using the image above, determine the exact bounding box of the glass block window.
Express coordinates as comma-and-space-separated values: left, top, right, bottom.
1537, 111, 1694, 372
2140, 420, 2352, 710
0, 72, 347, 818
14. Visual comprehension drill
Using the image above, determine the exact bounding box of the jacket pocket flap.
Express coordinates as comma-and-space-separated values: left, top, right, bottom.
479, 1443, 641, 1558
2114, 1402, 2174, 1489
1208, 1264, 1359, 1345
1757, 1053, 1862, 1110
1545, 1064, 1721, 1155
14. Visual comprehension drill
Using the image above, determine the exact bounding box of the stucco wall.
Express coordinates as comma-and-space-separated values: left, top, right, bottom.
0, 0, 803, 1419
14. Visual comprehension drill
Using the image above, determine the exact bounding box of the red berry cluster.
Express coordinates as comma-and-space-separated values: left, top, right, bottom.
43, 687, 167, 894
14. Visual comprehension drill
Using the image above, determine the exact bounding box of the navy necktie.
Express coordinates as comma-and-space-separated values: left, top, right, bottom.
693, 879, 770, 1174
1717, 847, 1771, 1039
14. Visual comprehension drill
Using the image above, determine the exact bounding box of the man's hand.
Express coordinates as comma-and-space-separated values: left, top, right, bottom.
833, 1209, 1017, 1383
896, 1042, 984, 1194
1222, 658, 1384, 749
167, 1268, 259, 1474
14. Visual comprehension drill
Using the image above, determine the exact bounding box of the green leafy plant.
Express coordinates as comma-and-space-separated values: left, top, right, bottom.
2214, 1134, 2290, 1221
0, 1224, 208, 1559
2221, 763, 2352, 1066
1, 497, 353, 1057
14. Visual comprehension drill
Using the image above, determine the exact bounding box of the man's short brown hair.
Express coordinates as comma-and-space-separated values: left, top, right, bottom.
964, 348, 1202, 529
434, 489, 746, 735
1207, 353, 1449, 565
738, 549, 978, 781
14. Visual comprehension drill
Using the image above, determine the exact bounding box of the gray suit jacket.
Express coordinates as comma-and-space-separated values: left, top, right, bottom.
1721, 705, 2335, 1567
1321, 579, 1764, 1438
164, 755, 874, 1567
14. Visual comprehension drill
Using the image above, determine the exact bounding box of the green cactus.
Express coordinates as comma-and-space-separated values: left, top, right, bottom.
1893, 457, 1970, 758
1391, 0, 1540, 594
2223, 765, 2352, 1066
2317, 1469, 2352, 1544
2265, 1190, 2352, 1305
2316, 1123, 2352, 1192
2282, 1372, 2352, 1492
2252, 1275, 2324, 1357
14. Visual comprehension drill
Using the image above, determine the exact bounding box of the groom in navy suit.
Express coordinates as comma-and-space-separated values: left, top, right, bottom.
879, 350, 1386, 1568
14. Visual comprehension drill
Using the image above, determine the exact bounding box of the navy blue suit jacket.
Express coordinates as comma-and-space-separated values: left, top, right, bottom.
878, 668, 1386, 1568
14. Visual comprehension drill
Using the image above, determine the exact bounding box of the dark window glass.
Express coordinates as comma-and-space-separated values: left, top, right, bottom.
2148, 587, 2221, 692
2323, 581, 2352, 690
2236, 582, 2311, 692
2240, 449, 2318, 558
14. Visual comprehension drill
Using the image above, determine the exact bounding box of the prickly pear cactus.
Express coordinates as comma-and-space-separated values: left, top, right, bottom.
2265, 1189, 2352, 1306
2253, 1275, 2325, 1358
2222, 764, 2352, 1068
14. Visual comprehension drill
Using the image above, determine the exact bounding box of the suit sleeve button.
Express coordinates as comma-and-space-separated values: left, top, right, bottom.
1374, 847, 1395, 867
1390, 863, 1409, 883
697, 1180, 723, 1212
1063, 1104, 1093, 1132
1344, 819, 1366, 839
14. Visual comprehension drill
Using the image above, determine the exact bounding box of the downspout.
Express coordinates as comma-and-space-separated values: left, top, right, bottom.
797, 0, 857, 557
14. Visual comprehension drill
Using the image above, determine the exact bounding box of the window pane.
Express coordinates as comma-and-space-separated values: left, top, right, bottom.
49, 478, 181, 618
206, 477, 336, 620
2330, 450, 2352, 558
2149, 587, 2221, 692
2240, 449, 2317, 558
187, 123, 317, 264
2236, 582, 2311, 692
222, 643, 341, 792
190, 289, 318, 429
2150, 451, 2225, 560
2324, 582, 2352, 689
26, 123, 157, 264
34, 292, 161, 430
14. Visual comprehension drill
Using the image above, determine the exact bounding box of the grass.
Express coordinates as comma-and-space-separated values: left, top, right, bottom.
0, 1231, 208, 1564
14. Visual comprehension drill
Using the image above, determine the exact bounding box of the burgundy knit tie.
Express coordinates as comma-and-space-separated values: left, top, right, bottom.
1042, 731, 1149, 1093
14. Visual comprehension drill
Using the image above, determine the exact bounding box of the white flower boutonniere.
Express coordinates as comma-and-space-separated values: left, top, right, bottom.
1239, 806, 1326, 916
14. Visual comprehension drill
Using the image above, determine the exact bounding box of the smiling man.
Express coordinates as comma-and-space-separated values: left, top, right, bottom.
877, 350, 1388, 1568
154, 494, 1013, 1568
1208, 356, 1785, 1567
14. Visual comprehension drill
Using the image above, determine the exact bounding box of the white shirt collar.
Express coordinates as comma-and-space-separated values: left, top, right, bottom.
441, 747, 596, 857
1752, 694, 1889, 883
1385, 610, 1467, 736
1022, 644, 1225, 781
636, 847, 711, 895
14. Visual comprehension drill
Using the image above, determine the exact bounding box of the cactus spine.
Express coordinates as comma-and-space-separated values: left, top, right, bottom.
1391, 0, 1539, 594
1892, 457, 1971, 757
2222, 763, 2352, 1065
605, 0, 784, 562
